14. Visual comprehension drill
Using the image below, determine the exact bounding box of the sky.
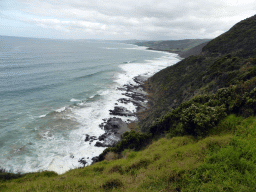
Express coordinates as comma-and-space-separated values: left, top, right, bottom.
0, 0, 256, 40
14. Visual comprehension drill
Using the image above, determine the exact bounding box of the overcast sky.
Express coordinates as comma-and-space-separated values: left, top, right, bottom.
1, 0, 255, 40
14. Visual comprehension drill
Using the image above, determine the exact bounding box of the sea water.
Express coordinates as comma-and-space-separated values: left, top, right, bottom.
0, 36, 180, 174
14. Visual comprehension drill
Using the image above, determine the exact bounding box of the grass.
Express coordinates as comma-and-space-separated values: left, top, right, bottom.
2, 115, 256, 191
0, 132, 233, 191
180, 116, 256, 191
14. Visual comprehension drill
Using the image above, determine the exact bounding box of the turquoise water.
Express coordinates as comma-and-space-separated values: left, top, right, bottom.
0, 36, 180, 174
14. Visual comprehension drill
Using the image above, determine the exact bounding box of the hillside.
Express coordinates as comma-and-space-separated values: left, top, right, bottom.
135, 39, 211, 58
2, 15, 256, 191
139, 14, 256, 131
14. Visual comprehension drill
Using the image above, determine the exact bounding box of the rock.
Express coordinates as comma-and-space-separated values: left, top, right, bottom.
117, 98, 130, 104
91, 156, 99, 164
99, 123, 104, 128
96, 117, 130, 148
85, 134, 90, 142
78, 158, 87, 167
104, 117, 127, 131
98, 133, 108, 141
92, 75, 149, 160
95, 142, 106, 147
85, 135, 97, 142
109, 106, 134, 116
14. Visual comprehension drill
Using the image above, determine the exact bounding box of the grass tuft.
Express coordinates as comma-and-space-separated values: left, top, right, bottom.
102, 178, 123, 190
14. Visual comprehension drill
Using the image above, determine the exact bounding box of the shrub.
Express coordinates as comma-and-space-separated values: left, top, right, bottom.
0, 168, 23, 181
102, 178, 123, 190
179, 104, 226, 137
98, 131, 152, 161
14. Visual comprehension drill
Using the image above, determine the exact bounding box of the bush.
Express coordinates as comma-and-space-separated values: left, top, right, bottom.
179, 104, 226, 137
149, 78, 256, 138
98, 131, 152, 161
0, 167, 25, 181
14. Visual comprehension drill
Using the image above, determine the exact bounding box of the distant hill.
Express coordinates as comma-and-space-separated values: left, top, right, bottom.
134, 39, 211, 58
179, 41, 209, 58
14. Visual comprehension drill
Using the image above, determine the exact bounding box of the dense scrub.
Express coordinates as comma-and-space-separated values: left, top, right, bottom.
98, 131, 152, 161
140, 15, 256, 131
203, 15, 256, 58
148, 77, 256, 137
0, 168, 23, 181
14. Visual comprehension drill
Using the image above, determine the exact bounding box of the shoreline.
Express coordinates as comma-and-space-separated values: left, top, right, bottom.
145, 41, 209, 59
84, 75, 151, 164
88, 48, 182, 164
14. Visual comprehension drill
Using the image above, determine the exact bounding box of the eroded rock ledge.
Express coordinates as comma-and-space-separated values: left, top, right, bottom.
81, 76, 149, 165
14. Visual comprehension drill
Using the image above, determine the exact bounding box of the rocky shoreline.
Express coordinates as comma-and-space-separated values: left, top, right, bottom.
79, 75, 149, 166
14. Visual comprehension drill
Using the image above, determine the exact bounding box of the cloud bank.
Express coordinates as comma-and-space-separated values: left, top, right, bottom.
1, 0, 256, 39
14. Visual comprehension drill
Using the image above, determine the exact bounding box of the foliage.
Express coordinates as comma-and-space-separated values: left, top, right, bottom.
98, 131, 152, 161
179, 116, 256, 191
140, 15, 256, 132
0, 168, 22, 181
0, 132, 232, 191
147, 78, 256, 138
203, 15, 256, 58
102, 178, 123, 190
179, 103, 226, 137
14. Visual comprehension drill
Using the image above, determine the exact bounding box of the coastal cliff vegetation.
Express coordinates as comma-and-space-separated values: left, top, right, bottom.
2, 14, 256, 191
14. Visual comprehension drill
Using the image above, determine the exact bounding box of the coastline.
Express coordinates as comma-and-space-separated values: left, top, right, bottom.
146, 41, 209, 59
1, 39, 181, 174
89, 75, 151, 163
90, 47, 182, 163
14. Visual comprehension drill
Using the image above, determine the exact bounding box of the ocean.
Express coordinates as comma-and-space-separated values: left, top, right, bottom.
0, 36, 180, 174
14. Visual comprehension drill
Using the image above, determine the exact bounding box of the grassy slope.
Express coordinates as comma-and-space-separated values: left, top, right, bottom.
1, 115, 256, 191
0, 132, 232, 191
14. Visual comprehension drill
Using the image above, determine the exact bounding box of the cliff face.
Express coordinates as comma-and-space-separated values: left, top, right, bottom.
140, 14, 256, 131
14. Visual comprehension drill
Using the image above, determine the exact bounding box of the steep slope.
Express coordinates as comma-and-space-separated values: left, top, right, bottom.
203, 14, 256, 58
140, 14, 256, 131
179, 41, 209, 58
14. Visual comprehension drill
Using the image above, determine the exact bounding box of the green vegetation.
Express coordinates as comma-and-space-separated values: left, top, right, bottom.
98, 131, 152, 161
147, 77, 256, 138
203, 15, 256, 58
140, 16, 256, 131
2, 114, 256, 191
1, 14, 256, 192
180, 116, 256, 191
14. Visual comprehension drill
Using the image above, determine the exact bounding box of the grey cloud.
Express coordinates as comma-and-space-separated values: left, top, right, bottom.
5, 0, 256, 39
